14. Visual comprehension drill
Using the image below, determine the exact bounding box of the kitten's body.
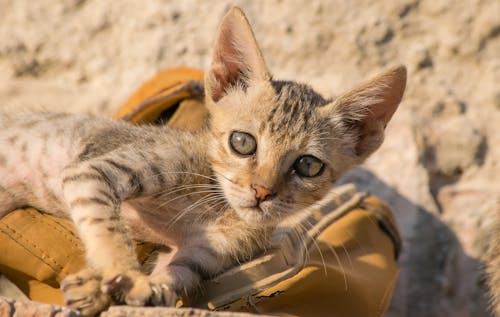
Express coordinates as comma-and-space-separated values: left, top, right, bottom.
0, 112, 268, 309
0, 7, 406, 315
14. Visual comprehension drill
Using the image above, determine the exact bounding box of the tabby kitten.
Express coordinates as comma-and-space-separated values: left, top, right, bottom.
0, 7, 406, 316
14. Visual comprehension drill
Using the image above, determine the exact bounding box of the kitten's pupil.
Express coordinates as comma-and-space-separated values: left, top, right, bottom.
294, 155, 324, 177
229, 131, 257, 156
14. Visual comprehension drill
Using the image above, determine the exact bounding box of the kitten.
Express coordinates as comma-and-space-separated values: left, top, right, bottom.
0, 7, 406, 316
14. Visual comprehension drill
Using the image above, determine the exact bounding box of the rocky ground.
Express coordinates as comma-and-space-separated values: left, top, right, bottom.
0, 0, 499, 316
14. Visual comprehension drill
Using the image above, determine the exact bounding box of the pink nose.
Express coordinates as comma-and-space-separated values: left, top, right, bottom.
251, 184, 274, 201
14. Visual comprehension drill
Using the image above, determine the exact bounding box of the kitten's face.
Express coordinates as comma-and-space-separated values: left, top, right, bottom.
204, 7, 406, 225
208, 82, 353, 225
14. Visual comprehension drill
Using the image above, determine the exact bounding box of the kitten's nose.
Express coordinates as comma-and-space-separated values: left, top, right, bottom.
251, 184, 274, 202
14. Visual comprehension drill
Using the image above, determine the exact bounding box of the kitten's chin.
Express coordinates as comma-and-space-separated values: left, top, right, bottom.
233, 206, 273, 225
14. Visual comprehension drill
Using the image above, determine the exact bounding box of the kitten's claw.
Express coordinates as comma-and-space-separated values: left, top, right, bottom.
102, 270, 153, 307
101, 274, 133, 295
62, 269, 110, 316
149, 276, 178, 306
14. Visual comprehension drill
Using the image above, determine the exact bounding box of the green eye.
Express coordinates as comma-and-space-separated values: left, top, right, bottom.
293, 155, 324, 177
229, 131, 257, 156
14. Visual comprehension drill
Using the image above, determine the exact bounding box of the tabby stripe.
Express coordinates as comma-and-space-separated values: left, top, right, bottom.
129, 173, 144, 195
103, 159, 144, 195
105, 226, 126, 233
97, 189, 118, 204
138, 151, 163, 188
62, 172, 106, 184
170, 258, 212, 280
89, 165, 120, 198
43, 185, 60, 204
78, 143, 93, 161
104, 159, 134, 174
76, 215, 119, 225
149, 164, 165, 187
70, 197, 113, 209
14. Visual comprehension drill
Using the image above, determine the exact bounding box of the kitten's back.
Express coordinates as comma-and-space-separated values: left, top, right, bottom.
0, 113, 136, 216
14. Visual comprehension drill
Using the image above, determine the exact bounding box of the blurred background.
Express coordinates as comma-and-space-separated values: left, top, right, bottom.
0, 0, 498, 316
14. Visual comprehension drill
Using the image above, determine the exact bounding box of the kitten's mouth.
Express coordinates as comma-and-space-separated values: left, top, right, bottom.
238, 203, 264, 213
234, 203, 270, 223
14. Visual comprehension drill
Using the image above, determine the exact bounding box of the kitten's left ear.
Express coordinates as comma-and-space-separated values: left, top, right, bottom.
205, 7, 270, 103
319, 66, 407, 162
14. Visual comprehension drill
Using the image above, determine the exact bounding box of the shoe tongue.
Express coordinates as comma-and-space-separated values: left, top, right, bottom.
113, 67, 205, 126
167, 99, 208, 131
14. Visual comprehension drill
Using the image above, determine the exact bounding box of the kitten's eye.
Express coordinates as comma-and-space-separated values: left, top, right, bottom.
293, 155, 324, 177
229, 131, 257, 156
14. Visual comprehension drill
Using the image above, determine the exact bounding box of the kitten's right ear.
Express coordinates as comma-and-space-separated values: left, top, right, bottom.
205, 7, 270, 103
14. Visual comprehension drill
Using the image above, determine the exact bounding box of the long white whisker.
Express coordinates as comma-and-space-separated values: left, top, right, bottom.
297, 222, 328, 276
293, 227, 310, 268
159, 171, 219, 182
165, 193, 224, 228
155, 189, 224, 209
156, 185, 223, 198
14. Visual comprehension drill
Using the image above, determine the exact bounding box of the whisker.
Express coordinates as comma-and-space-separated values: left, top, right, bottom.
156, 185, 223, 198
300, 220, 348, 291
211, 169, 236, 184
293, 228, 310, 268
154, 189, 224, 209
297, 222, 328, 276
159, 171, 219, 182
196, 200, 230, 221
165, 193, 225, 228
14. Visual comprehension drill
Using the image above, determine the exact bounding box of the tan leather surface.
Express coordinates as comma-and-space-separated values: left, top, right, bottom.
0, 208, 85, 305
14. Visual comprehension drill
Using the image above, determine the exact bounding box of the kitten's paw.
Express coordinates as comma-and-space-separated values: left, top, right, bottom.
61, 269, 110, 316
101, 270, 152, 306
149, 274, 178, 306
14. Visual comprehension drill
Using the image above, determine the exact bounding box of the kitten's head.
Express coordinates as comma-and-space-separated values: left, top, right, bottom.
205, 8, 406, 225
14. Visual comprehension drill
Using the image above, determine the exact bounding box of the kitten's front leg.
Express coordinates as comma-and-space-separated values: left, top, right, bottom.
61, 154, 165, 312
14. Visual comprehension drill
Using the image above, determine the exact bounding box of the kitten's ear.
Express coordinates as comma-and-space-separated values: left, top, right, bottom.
320, 65, 407, 162
206, 7, 270, 103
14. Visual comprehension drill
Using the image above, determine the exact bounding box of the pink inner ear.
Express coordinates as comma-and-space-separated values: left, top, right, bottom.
209, 28, 247, 102
331, 66, 406, 160
207, 8, 270, 104
372, 84, 405, 126
211, 62, 241, 102
353, 91, 403, 157
354, 120, 385, 157
370, 100, 395, 128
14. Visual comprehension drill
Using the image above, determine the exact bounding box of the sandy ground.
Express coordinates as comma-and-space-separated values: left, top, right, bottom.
0, 0, 499, 316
